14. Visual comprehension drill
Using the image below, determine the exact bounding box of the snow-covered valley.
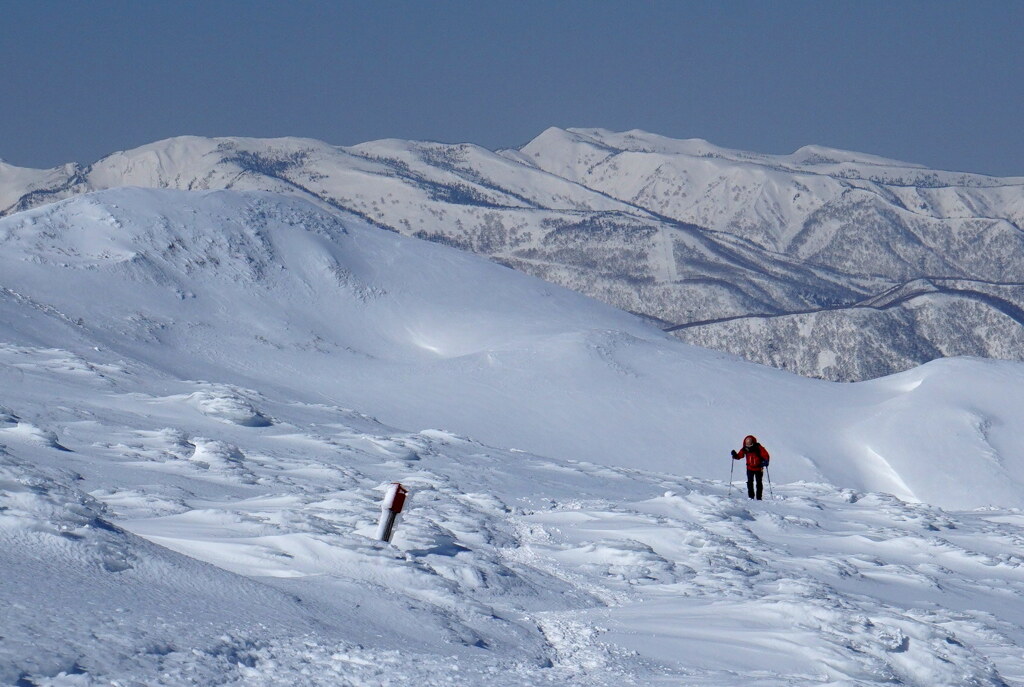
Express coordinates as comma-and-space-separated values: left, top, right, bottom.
3, 189, 1024, 685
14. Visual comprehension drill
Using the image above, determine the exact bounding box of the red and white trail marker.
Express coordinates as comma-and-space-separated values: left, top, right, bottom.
375, 482, 409, 543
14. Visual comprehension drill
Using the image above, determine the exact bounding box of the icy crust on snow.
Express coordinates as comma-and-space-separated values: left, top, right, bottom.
2, 342, 1024, 685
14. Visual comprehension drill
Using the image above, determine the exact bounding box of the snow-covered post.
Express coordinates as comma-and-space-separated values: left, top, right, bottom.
375, 482, 409, 543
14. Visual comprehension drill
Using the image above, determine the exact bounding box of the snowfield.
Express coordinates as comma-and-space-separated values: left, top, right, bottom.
2, 188, 1024, 685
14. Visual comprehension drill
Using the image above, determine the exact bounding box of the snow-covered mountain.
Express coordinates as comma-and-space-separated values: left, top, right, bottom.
5, 187, 1024, 507
3, 188, 1024, 685
2, 129, 1023, 381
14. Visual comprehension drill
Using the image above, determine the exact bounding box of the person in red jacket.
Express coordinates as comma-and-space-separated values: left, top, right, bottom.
732, 435, 770, 500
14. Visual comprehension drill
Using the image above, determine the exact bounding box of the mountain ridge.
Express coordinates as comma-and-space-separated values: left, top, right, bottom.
3, 127, 1023, 380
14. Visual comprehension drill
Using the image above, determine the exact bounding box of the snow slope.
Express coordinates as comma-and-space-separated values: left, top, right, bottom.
3, 188, 1024, 508
3, 129, 1024, 380
3, 188, 1024, 685
5, 345, 1024, 686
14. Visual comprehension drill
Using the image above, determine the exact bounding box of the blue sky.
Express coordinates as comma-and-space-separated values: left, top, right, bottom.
2, 0, 1022, 175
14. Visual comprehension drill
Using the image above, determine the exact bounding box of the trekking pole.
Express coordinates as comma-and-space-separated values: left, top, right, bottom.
728, 451, 736, 495
766, 466, 774, 500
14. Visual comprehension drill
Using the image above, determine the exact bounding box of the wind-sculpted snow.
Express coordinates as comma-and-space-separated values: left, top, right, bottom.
2, 338, 1024, 685
2, 129, 1023, 379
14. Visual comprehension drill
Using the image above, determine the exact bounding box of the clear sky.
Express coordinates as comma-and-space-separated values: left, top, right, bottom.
2, 0, 1022, 176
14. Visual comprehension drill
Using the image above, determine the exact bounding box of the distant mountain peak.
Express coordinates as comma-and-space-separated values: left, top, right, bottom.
783, 143, 922, 169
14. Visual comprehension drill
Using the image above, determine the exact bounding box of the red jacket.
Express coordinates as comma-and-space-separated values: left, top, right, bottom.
735, 444, 770, 472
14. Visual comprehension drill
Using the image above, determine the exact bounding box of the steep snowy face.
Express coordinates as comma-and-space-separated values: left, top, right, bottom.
3, 130, 1024, 381
3, 188, 1024, 512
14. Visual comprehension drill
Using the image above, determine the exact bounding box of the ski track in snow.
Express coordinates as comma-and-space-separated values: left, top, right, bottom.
2, 343, 1024, 686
